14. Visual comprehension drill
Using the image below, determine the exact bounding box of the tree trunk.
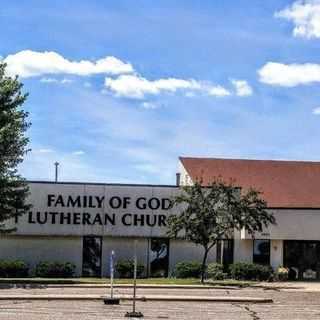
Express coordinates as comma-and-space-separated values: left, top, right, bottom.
200, 248, 209, 284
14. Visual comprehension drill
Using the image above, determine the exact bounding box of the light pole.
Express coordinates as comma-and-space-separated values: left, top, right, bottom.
104, 250, 120, 305
54, 162, 59, 183
125, 240, 143, 318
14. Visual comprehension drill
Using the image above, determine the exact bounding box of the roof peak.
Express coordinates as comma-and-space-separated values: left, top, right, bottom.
180, 156, 320, 207
179, 156, 320, 165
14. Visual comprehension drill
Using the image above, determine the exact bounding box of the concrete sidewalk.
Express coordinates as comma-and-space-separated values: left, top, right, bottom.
0, 282, 308, 291
30, 283, 242, 290
3, 281, 320, 293
0, 294, 273, 303
57, 282, 320, 292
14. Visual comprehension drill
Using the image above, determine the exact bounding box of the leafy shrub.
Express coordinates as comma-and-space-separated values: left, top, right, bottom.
115, 259, 145, 278
150, 269, 167, 278
174, 261, 202, 278
257, 264, 274, 281
35, 261, 75, 278
229, 262, 273, 281
0, 260, 29, 278
276, 266, 289, 281
206, 263, 226, 280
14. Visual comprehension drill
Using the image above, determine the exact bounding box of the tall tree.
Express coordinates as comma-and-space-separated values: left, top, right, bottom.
0, 63, 31, 232
167, 179, 276, 283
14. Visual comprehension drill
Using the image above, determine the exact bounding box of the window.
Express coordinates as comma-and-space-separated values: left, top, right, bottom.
149, 238, 169, 277
253, 240, 270, 265
82, 236, 102, 277
216, 239, 234, 265
284, 240, 320, 280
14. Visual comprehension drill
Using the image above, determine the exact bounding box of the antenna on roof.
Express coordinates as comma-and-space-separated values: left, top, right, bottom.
54, 162, 59, 183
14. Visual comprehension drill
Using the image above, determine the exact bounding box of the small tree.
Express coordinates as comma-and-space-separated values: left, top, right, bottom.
0, 63, 31, 232
167, 179, 276, 283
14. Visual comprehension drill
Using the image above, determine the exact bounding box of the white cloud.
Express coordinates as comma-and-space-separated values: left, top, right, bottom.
275, 0, 320, 39
40, 78, 59, 83
104, 74, 201, 99
83, 81, 92, 88
4, 49, 250, 101
61, 78, 73, 84
313, 107, 320, 114
72, 150, 85, 155
207, 85, 231, 97
5, 49, 251, 102
38, 148, 54, 153
4, 50, 134, 78
258, 62, 320, 86
141, 102, 159, 109
104, 74, 231, 99
185, 91, 196, 98
40, 77, 73, 84
231, 79, 253, 96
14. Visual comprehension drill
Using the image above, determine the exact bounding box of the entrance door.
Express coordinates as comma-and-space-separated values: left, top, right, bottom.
82, 236, 102, 277
284, 240, 320, 280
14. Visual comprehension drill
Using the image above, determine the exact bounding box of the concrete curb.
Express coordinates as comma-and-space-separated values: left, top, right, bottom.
0, 294, 273, 303
57, 284, 241, 290
0, 284, 241, 290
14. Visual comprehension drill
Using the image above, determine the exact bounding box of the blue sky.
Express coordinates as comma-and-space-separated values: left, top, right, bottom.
2, 0, 320, 184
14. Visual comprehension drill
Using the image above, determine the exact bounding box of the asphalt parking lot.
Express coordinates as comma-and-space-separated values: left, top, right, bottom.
1, 286, 320, 319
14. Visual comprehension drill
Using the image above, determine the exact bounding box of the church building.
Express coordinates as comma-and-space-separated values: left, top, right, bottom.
1, 156, 320, 280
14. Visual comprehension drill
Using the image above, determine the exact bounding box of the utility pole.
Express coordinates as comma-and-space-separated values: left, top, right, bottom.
125, 240, 143, 318
54, 162, 59, 183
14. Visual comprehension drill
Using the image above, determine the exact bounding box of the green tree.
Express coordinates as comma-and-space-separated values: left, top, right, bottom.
167, 179, 276, 283
0, 63, 31, 232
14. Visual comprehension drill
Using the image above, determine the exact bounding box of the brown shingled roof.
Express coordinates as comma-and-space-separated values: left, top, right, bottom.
180, 157, 320, 208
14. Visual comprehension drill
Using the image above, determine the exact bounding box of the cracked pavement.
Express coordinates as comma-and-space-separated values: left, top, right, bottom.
0, 285, 320, 319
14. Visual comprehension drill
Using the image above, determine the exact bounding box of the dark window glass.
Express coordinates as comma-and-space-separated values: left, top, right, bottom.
82, 236, 102, 277
217, 240, 222, 263
284, 241, 320, 280
253, 240, 270, 265
216, 240, 234, 265
149, 238, 169, 277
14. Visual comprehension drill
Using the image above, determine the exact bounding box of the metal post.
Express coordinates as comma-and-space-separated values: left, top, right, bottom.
133, 241, 137, 313
110, 250, 114, 299
54, 162, 59, 183
220, 240, 224, 265
104, 250, 120, 305
125, 240, 143, 318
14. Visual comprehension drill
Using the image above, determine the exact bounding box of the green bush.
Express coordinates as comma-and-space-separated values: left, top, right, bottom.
0, 260, 29, 278
35, 261, 75, 278
276, 267, 289, 281
206, 263, 226, 280
174, 261, 202, 278
115, 259, 145, 278
229, 262, 273, 281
